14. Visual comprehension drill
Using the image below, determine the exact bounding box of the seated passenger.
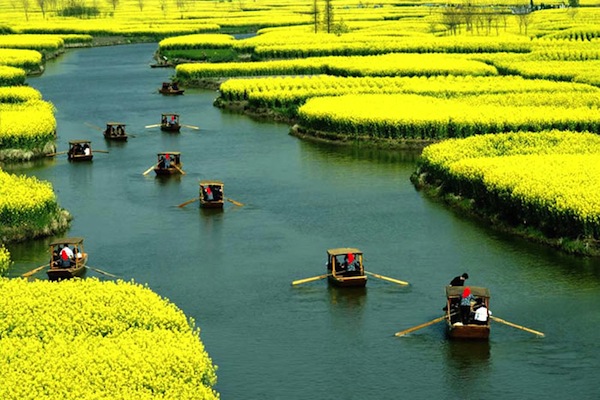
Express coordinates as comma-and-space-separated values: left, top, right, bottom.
473, 304, 491, 325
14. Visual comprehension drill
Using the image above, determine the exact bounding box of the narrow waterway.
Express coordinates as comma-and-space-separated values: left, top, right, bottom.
5, 43, 600, 399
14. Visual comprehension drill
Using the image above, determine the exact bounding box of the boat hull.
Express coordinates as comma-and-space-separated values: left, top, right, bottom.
200, 200, 224, 209
154, 166, 183, 175
161, 124, 181, 132
68, 154, 93, 162
328, 275, 367, 288
158, 89, 184, 95
446, 321, 490, 340
47, 256, 87, 281
104, 133, 128, 141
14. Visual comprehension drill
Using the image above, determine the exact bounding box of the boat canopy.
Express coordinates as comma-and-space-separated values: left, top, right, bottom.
327, 248, 362, 257
200, 180, 223, 186
49, 237, 84, 246
69, 140, 91, 145
106, 122, 125, 126
446, 286, 491, 299
157, 151, 181, 156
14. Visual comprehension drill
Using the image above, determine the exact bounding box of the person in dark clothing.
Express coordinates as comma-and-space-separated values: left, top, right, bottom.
449, 273, 469, 286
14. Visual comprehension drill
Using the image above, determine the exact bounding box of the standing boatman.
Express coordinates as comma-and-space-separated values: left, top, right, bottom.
449, 272, 469, 286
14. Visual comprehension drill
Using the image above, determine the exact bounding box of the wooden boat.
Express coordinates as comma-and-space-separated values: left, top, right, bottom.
154, 152, 184, 175
150, 63, 173, 68
445, 286, 491, 340
47, 237, 88, 281
161, 113, 181, 132
158, 82, 184, 95
199, 180, 224, 209
326, 248, 367, 287
103, 122, 128, 141
68, 140, 93, 161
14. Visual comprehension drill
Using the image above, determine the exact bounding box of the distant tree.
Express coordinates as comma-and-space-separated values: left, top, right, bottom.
175, 0, 187, 18
137, 0, 144, 11
20, 0, 31, 20
106, 0, 118, 11
36, 0, 52, 18
312, 0, 319, 33
159, 0, 167, 17
323, 0, 334, 34
333, 18, 349, 36
568, 0, 579, 7
441, 5, 462, 35
512, 6, 533, 35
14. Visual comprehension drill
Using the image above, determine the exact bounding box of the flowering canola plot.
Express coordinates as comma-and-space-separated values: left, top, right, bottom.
0, 278, 219, 399
418, 131, 600, 242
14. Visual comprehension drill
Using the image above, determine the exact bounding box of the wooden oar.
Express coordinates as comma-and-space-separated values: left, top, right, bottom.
85, 265, 118, 278
93, 149, 110, 153
365, 271, 409, 285
22, 264, 49, 278
142, 164, 158, 175
490, 315, 545, 337
145, 124, 160, 128
178, 197, 200, 208
226, 197, 244, 207
85, 122, 103, 131
395, 315, 447, 337
173, 164, 186, 175
46, 151, 68, 157
292, 274, 330, 286
181, 124, 200, 130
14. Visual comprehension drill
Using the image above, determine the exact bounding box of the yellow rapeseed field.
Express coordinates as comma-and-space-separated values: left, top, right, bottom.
0, 278, 219, 399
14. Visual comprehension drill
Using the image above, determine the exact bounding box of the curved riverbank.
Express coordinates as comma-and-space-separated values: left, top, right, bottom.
411, 169, 600, 256
0, 207, 71, 244
411, 131, 600, 257
213, 97, 437, 149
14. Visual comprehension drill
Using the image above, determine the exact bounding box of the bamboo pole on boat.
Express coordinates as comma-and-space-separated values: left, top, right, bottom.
226, 197, 244, 207
22, 264, 49, 278
490, 316, 545, 337
178, 197, 200, 208
85, 266, 118, 278
143, 164, 158, 175
291, 274, 330, 286
173, 164, 186, 175
394, 315, 447, 337
365, 271, 409, 285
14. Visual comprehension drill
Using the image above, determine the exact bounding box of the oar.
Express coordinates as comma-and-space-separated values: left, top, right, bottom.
173, 164, 186, 175
145, 124, 161, 128
22, 264, 49, 278
93, 150, 110, 153
365, 271, 409, 286
291, 274, 330, 286
85, 122, 103, 131
46, 151, 68, 157
181, 124, 200, 130
142, 164, 158, 175
394, 315, 447, 337
490, 315, 545, 337
226, 197, 244, 207
178, 197, 200, 208
85, 265, 118, 278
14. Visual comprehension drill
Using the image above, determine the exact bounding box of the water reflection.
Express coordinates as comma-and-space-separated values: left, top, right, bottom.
154, 174, 182, 185
443, 340, 491, 391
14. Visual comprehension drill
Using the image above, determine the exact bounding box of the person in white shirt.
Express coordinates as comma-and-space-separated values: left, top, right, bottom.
474, 304, 491, 325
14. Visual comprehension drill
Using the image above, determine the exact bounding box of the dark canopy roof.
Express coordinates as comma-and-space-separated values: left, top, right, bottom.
327, 248, 362, 257
49, 237, 84, 246
446, 286, 490, 298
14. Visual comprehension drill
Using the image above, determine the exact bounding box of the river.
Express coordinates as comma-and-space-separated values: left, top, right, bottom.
4, 43, 600, 399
